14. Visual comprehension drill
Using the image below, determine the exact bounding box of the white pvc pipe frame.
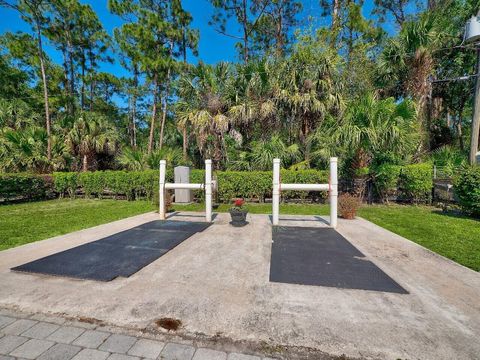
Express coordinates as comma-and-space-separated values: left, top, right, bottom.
272, 157, 338, 228
159, 159, 213, 222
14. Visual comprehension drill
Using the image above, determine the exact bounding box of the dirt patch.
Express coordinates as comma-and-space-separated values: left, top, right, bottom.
155, 317, 182, 331
77, 316, 104, 325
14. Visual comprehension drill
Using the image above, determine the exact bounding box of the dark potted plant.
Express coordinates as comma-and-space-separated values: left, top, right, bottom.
229, 198, 248, 226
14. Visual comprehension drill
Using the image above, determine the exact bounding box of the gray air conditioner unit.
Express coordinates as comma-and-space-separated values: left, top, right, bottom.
465, 16, 480, 43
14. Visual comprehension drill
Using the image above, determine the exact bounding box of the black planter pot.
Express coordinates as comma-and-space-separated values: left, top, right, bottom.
229, 209, 248, 227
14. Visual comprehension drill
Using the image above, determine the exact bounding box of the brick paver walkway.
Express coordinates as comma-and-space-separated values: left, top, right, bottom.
0, 309, 277, 360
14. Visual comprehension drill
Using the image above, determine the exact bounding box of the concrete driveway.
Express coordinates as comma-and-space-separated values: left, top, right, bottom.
0, 212, 479, 360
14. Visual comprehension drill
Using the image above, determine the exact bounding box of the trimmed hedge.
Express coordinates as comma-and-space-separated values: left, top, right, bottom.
398, 164, 433, 203
3, 165, 433, 205
52, 169, 329, 203
454, 166, 480, 217
0, 173, 54, 203
374, 163, 433, 203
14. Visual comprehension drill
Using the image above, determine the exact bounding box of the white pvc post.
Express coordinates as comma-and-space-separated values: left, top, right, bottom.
205, 159, 212, 222
272, 158, 281, 225
159, 160, 167, 220
330, 157, 338, 228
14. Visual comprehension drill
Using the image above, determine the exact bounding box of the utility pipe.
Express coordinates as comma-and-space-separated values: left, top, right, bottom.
272, 158, 281, 226
159, 160, 166, 220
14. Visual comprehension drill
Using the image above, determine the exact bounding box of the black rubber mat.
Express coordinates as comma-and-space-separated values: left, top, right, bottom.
270, 226, 408, 294
12, 220, 211, 281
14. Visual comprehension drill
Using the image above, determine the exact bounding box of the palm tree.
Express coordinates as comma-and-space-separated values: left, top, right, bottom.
310, 93, 419, 169
176, 62, 233, 168
66, 112, 118, 171
270, 45, 343, 146
377, 13, 447, 150
0, 126, 68, 173
250, 135, 301, 170
119, 146, 184, 171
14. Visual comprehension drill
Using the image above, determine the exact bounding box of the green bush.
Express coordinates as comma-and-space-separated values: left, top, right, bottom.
372, 163, 432, 203
454, 166, 480, 217
0, 173, 54, 203
373, 164, 402, 202
398, 164, 433, 203
53, 172, 78, 198
51, 169, 328, 203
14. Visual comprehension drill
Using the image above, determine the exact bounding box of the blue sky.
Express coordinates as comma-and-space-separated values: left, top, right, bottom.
0, 0, 389, 79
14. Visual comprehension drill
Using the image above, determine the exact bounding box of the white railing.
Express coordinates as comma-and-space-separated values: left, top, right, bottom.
159, 159, 213, 222
272, 157, 338, 228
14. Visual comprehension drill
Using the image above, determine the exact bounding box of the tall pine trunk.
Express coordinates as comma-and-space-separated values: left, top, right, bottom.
275, 5, 283, 57
35, 18, 51, 161
330, 0, 340, 46
159, 42, 173, 150
81, 51, 86, 110
147, 73, 159, 155
181, 29, 188, 160
131, 65, 138, 149
242, 0, 248, 62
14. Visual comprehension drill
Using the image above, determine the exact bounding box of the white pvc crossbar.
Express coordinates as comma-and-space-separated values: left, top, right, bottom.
159, 159, 213, 222
164, 183, 204, 190
280, 183, 329, 191
272, 157, 338, 228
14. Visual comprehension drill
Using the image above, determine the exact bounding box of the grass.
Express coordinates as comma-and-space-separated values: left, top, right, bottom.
357, 205, 480, 272
1, 199, 479, 271
0, 199, 155, 251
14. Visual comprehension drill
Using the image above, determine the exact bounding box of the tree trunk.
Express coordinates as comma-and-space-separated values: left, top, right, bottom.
242, 0, 249, 62
35, 18, 51, 161
82, 154, 88, 172
81, 51, 86, 110
275, 4, 283, 57
470, 49, 480, 165
131, 65, 138, 149
147, 73, 159, 155
159, 43, 174, 150
457, 113, 464, 151
67, 37, 75, 112
183, 126, 188, 161
60, 47, 72, 114
89, 48, 95, 111
330, 0, 340, 46
182, 31, 188, 160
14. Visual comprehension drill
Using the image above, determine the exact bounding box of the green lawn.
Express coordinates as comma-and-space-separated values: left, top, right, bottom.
1, 200, 479, 271
0, 199, 156, 251
358, 205, 480, 272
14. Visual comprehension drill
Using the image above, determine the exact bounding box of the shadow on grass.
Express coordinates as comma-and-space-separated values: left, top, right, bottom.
431, 209, 480, 222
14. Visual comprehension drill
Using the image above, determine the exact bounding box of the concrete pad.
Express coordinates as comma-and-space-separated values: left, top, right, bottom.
0, 212, 479, 360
